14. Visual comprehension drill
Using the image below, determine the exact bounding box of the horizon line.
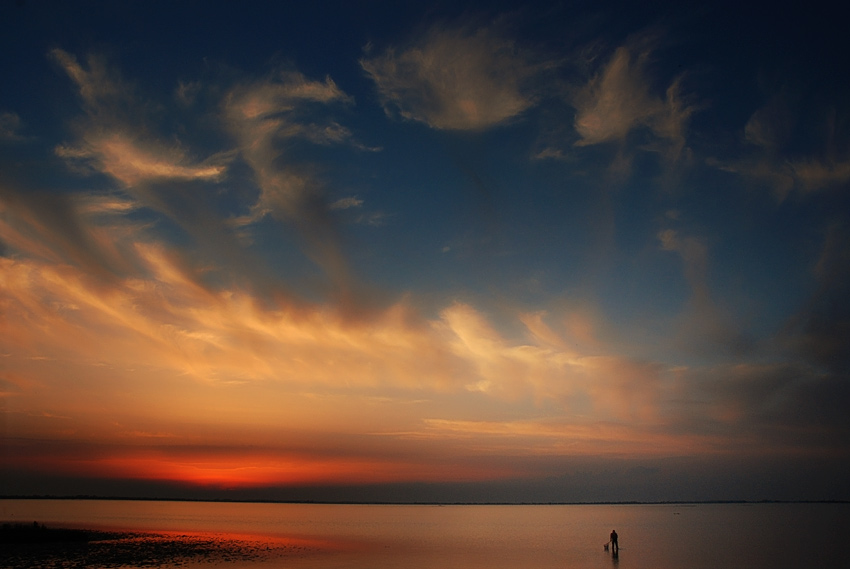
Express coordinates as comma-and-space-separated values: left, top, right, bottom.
3, 495, 848, 506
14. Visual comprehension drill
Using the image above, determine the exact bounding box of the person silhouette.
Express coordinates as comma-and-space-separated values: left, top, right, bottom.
610, 529, 619, 554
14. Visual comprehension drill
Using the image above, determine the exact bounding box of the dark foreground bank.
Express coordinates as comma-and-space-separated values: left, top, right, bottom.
1, 522, 313, 568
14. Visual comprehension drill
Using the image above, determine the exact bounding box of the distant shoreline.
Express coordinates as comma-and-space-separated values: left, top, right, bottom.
2, 495, 847, 505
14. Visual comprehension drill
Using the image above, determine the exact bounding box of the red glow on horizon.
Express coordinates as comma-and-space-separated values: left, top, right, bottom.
15, 450, 520, 490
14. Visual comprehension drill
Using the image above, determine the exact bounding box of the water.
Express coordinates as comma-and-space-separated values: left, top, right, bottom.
2, 499, 847, 568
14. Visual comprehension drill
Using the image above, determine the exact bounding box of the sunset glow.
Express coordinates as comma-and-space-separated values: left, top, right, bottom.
2, 1, 848, 502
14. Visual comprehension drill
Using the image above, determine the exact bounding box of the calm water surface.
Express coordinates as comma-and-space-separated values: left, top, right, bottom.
2, 499, 847, 569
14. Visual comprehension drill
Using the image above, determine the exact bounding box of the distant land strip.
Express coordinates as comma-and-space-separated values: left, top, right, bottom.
2, 495, 847, 505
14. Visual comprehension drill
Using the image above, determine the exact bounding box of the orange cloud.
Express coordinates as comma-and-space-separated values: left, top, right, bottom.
361, 24, 542, 131
420, 418, 727, 458
573, 44, 694, 152
2, 237, 675, 423
56, 134, 226, 186
4, 193, 788, 489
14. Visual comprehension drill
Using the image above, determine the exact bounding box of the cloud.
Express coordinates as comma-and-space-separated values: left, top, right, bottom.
655, 224, 849, 448
658, 228, 753, 357
2, 223, 668, 428
361, 24, 542, 131
420, 417, 720, 457
573, 47, 653, 145
791, 159, 850, 192
6, 35, 846, 499
652, 223, 850, 448
658, 228, 709, 305
535, 38, 697, 176
41, 54, 266, 296
225, 72, 361, 297
4, 203, 846, 490
49, 49, 232, 188
175, 80, 202, 106
710, 157, 795, 200
725, 154, 850, 201
329, 196, 363, 210
719, 97, 850, 199
75, 193, 139, 216
4, 263, 682, 489
438, 303, 666, 423
56, 133, 227, 186
49, 49, 123, 111
0, 182, 139, 281
744, 96, 793, 150
46, 50, 371, 304
572, 45, 694, 153
785, 222, 850, 376
0, 111, 27, 141
671, 361, 850, 451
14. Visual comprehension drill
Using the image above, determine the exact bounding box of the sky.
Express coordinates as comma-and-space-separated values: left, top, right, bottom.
1, 0, 849, 503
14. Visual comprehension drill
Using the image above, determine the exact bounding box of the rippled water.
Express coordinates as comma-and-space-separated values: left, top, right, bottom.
2, 499, 847, 568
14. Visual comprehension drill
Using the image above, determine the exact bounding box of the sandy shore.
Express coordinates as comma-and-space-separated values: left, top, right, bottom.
1, 522, 321, 568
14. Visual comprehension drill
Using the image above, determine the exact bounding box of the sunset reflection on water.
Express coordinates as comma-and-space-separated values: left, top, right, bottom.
2, 500, 847, 569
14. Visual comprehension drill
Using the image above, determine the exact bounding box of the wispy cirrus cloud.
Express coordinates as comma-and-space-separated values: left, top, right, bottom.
420, 418, 726, 457
44, 50, 378, 304
49, 49, 123, 111
657, 227, 753, 357
361, 24, 544, 131
55, 134, 227, 186
41, 50, 277, 302
726, 152, 850, 201
224, 71, 361, 297
3, 191, 845, 490
657, 228, 709, 306
717, 96, 850, 199
225, 71, 352, 221
791, 158, 850, 193
50, 49, 230, 187
4, 218, 841, 470
329, 196, 363, 211
2, 200, 672, 435
0, 181, 141, 281
572, 44, 694, 155
533, 35, 697, 181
